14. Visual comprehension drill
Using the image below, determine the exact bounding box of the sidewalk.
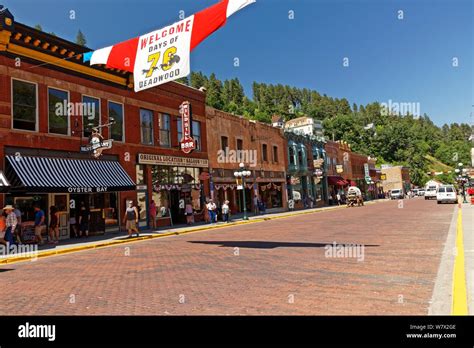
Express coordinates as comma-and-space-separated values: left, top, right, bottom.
462, 201, 474, 314
0, 198, 390, 264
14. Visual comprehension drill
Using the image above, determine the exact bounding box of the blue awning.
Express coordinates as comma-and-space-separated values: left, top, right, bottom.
5, 155, 135, 193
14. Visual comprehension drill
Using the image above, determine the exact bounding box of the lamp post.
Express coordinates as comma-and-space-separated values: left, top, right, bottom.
234, 162, 251, 220
455, 163, 468, 203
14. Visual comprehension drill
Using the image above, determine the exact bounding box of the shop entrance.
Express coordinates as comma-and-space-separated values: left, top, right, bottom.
51, 193, 69, 240
168, 189, 185, 225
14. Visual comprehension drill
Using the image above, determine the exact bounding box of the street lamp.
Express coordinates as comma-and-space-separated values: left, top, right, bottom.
456, 163, 468, 203
234, 162, 251, 220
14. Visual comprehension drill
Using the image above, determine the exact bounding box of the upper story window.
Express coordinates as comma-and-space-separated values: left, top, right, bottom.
159, 113, 171, 147
273, 146, 278, 163
48, 87, 69, 135
82, 96, 100, 138
140, 108, 154, 145
298, 149, 304, 166
262, 144, 268, 162
221, 136, 228, 151
289, 145, 296, 166
192, 120, 201, 151
236, 138, 243, 151
12, 79, 37, 131
109, 101, 124, 142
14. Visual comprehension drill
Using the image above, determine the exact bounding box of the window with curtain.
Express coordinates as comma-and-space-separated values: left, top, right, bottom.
159, 113, 170, 147
140, 108, 153, 145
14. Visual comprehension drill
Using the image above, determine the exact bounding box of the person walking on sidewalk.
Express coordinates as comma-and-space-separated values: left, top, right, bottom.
185, 200, 194, 225
78, 202, 90, 238
2, 205, 17, 248
48, 205, 59, 244
336, 192, 341, 206
33, 205, 45, 245
222, 200, 230, 223
123, 201, 139, 238
149, 200, 157, 230
207, 199, 217, 224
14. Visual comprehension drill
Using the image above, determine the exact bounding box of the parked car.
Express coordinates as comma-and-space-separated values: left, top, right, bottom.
390, 189, 404, 200
417, 189, 425, 196
436, 185, 457, 204
425, 186, 438, 200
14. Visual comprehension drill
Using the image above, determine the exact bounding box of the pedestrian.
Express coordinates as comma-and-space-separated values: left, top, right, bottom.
48, 205, 59, 244
13, 204, 22, 244
123, 201, 139, 238
149, 200, 157, 229
0, 212, 5, 244
185, 200, 194, 225
70, 213, 79, 238
222, 200, 230, 223
78, 202, 90, 238
33, 205, 45, 245
253, 195, 259, 215
206, 199, 217, 224
2, 205, 17, 249
336, 192, 341, 206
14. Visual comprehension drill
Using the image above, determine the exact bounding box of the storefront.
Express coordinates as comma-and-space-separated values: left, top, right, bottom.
138, 153, 209, 225
3, 150, 135, 241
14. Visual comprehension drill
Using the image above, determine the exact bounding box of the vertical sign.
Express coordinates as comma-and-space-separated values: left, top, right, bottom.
179, 101, 196, 154
364, 163, 370, 177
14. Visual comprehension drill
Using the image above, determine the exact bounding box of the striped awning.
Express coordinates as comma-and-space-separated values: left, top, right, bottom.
5, 155, 135, 193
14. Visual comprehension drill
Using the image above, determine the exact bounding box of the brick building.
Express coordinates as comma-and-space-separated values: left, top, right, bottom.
206, 107, 287, 214
381, 166, 411, 194
0, 9, 210, 239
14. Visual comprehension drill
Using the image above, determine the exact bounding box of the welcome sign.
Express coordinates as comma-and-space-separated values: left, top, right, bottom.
134, 17, 193, 92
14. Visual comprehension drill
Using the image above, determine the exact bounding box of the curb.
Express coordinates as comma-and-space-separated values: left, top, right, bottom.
0, 199, 386, 266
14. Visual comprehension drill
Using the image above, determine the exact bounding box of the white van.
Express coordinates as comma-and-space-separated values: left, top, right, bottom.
436, 185, 457, 204
424, 180, 441, 200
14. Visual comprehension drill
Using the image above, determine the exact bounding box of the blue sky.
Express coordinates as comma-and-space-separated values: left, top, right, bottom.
3, 0, 472, 126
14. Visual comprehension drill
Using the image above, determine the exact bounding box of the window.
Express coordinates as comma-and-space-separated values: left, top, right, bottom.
221, 136, 228, 151
289, 147, 295, 165
109, 101, 124, 142
177, 117, 182, 144
140, 108, 153, 145
273, 146, 278, 163
136, 165, 145, 185
237, 139, 243, 151
82, 96, 100, 138
262, 144, 268, 162
298, 149, 304, 166
12, 79, 37, 131
159, 113, 170, 147
48, 87, 68, 135
192, 120, 201, 151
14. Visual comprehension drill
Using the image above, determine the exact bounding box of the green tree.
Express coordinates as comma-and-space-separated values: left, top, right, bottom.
76, 29, 87, 46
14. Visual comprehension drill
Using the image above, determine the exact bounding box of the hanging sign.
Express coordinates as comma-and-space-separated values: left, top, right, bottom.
179, 101, 196, 154
81, 132, 113, 158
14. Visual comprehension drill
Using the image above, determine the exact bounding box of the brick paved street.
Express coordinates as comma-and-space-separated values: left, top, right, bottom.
0, 199, 456, 315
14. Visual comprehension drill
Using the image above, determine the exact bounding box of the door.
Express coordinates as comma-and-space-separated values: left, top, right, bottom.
52, 193, 69, 240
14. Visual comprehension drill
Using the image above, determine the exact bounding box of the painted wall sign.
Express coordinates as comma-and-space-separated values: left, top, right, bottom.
138, 153, 208, 167
179, 101, 196, 154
